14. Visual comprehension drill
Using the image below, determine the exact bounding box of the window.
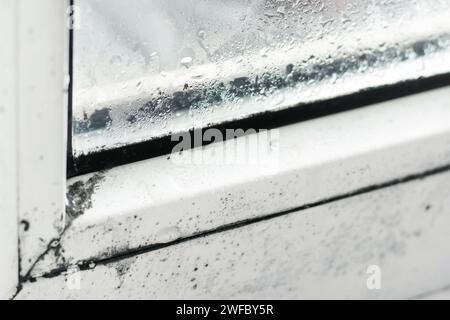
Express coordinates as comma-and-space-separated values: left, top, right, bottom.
7, 0, 450, 300
70, 0, 450, 176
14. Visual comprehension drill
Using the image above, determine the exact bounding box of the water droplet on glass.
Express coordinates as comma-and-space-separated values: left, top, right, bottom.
180, 57, 193, 68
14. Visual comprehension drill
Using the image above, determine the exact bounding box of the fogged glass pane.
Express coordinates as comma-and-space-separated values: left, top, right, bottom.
73, 0, 450, 156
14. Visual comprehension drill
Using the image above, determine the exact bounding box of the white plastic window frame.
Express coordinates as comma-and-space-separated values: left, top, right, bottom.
2, 0, 450, 299
0, 0, 68, 299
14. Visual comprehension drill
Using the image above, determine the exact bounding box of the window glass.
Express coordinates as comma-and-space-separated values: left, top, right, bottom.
73, 0, 450, 156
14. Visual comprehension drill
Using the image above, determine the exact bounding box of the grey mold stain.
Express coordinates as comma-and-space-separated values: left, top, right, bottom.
20, 220, 30, 232
66, 172, 106, 227
19, 172, 107, 283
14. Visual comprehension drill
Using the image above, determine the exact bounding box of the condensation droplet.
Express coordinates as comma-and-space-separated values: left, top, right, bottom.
180, 57, 193, 68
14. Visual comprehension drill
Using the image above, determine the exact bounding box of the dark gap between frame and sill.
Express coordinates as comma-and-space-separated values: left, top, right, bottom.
68, 72, 450, 178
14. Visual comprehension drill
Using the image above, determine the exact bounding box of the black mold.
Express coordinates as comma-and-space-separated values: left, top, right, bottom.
413, 40, 427, 57
66, 172, 105, 226
89, 108, 112, 130
74, 108, 112, 134
19, 173, 106, 284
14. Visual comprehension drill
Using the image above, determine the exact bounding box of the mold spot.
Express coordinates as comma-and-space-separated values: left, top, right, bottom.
66, 172, 106, 226
115, 261, 132, 277
88, 108, 112, 131
50, 239, 60, 248
285, 63, 294, 75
